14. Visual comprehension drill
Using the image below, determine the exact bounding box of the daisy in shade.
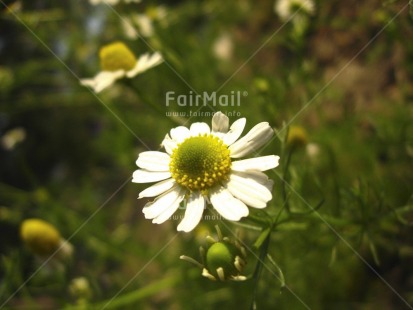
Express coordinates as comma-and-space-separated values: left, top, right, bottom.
132, 112, 280, 232
80, 41, 163, 93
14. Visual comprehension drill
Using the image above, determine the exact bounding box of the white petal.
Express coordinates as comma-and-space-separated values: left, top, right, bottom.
210, 187, 249, 221
136, 151, 170, 171
222, 118, 246, 146
80, 70, 125, 93
190, 122, 210, 136
161, 133, 178, 155
132, 169, 171, 183
232, 170, 274, 191
226, 173, 272, 209
170, 126, 190, 143
134, 14, 153, 37
212, 112, 229, 134
229, 122, 274, 158
152, 202, 181, 224
152, 188, 186, 224
232, 155, 280, 172
142, 185, 185, 219
126, 52, 163, 78
138, 178, 176, 198
177, 192, 205, 232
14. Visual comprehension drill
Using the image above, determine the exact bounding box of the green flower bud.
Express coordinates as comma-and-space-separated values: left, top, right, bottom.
205, 241, 243, 281
253, 78, 269, 93
20, 218, 73, 260
180, 226, 247, 282
286, 126, 308, 149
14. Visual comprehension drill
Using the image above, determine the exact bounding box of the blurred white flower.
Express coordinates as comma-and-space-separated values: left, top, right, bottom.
122, 18, 140, 39
212, 33, 234, 61
122, 6, 168, 39
306, 142, 320, 159
132, 112, 279, 232
1, 127, 26, 150
69, 277, 92, 302
80, 41, 163, 93
135, 14, 154, 37
89, 0, 141, 5
274, 0, 315, 21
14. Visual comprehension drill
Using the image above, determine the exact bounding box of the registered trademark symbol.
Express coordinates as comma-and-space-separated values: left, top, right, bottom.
243, 91, 248, 97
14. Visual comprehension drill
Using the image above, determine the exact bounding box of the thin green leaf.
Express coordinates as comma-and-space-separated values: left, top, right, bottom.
253, 227, 271, 249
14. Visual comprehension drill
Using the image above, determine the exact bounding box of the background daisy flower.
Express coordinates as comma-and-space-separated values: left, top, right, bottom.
122, 6, 169, 39
132, 112, 280, 232
80, 41, 163, 93
89, 0, 141, 6
274, 0, 315, 21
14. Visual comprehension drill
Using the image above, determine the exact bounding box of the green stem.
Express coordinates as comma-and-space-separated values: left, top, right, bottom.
266, 253, 285, 289
281, 147, 294, 213
64, 274, 180, 310
124, 81, 181, 127
244, 210, 272, 227
250, 226, 272, 310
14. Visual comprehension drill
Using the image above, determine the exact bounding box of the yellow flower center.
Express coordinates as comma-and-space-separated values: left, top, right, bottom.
169, 134, 232, 192
99, 42, 137, 72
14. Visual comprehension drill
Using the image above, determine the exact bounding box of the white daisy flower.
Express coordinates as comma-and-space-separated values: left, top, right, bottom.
80, 41, 163, 93
132, 112, 280, 232
274, 0, 315, 21
122, 6, 169, 39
